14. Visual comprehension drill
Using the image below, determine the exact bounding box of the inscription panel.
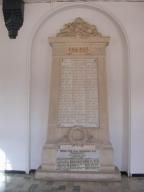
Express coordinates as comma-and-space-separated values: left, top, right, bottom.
67, 47, 89, 55
56, 145, 100, 171
53, 46, 105, 56
58, 58, 99, 128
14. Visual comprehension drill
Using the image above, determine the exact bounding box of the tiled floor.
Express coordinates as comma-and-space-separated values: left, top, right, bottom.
0, 172, 144, 192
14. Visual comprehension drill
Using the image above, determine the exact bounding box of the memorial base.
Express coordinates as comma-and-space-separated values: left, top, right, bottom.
35, 143, 121, 181
35, 167, 121, 181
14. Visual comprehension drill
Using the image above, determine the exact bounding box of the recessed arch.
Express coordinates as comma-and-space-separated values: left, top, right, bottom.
27, 3, 131, 174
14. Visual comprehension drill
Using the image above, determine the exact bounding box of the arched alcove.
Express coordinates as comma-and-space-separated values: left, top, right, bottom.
28, 3, 130, 173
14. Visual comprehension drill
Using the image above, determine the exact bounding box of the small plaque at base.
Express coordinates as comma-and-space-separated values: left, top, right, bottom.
56, 145, 100, 171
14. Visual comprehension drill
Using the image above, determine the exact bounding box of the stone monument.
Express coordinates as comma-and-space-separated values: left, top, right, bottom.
35, 18, 121, 181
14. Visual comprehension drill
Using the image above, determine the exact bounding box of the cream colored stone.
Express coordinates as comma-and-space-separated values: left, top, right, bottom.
57, 17, 101, 37
35, 18, 121, 181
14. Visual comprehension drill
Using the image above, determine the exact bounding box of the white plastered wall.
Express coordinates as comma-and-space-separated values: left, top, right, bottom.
0, 2, 144, 174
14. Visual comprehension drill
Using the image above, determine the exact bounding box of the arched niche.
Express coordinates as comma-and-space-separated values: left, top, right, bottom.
29, 3, 130, 173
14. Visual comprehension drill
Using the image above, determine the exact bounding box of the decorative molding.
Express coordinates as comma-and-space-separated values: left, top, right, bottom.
57, 17, 101, 37
1, 0, 144, 3
68, 128, 88, 144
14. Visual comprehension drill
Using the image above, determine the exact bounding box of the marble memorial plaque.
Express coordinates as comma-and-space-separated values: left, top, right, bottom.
58, 58, 99, 128
56, 145, 100, 171
35, 18, 121, 181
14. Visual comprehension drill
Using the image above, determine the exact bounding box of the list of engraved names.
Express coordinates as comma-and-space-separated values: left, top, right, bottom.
58, 58, 99, 128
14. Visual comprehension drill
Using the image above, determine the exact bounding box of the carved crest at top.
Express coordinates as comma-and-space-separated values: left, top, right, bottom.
57, 17, 101, 37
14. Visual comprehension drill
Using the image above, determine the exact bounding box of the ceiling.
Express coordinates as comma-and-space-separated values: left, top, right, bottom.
24, 0, 144, 2
0, 0, 144, 3
20, 0, 144, 2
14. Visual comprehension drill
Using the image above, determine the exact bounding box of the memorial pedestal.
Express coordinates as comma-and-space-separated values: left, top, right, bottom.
35, 18, 121, 181
35, 168, 121, 181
